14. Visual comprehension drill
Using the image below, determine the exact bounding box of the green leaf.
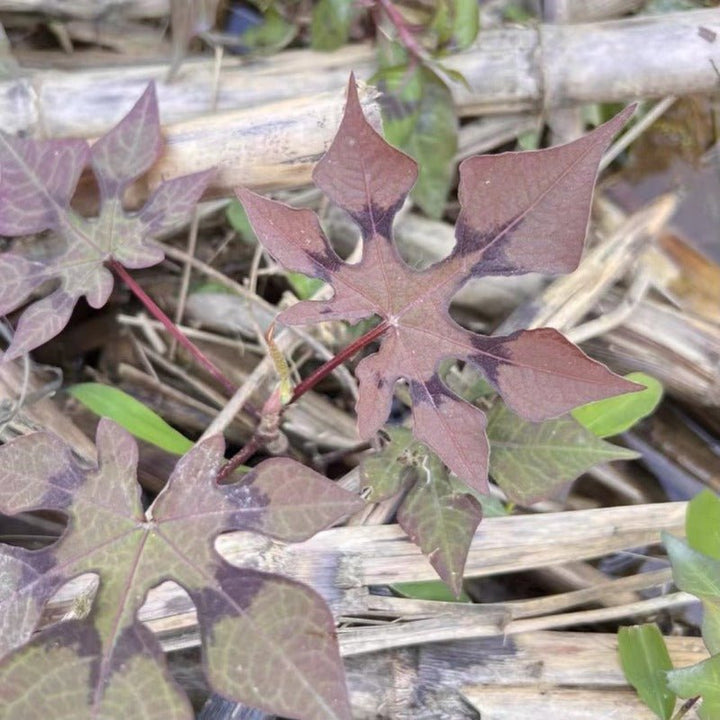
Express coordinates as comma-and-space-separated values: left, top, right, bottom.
429, 0, 478, 52
239, 6, 296, 53
430, 1, 454, 46
391, 580, 471, 603
381, 66, 458, 218
474, 491, 509, 518
404, 70, 458, 218
376, 63, 423, 147
287, 272, 326, 300
487, 401, 639, 505
443, 365, 495, 403
618, 624, 676, 720
396, 454, 482, 597
663, 533, 720, 598
701, 598, 720, 655
667, 654, 720, 720
450, 0, 479, 50
687, 489, 720, 559
571, 371, 662, 437
227, 198, 258, 243
311, 0, 354, 51
664, 531, 720, 653
359, 426, 421, 502
67, 383, 193, 455
517, 128, 541, 151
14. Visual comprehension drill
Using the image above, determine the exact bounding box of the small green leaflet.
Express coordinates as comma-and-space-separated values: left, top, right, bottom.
663, 532, 720, 599
227, 199, 257, 243
667, 656, 720, 720
571, 371, 662, 437
430, 0, 480, 52
67, 383, 193, 455
311, 0, 354, 51
360, 426, 419, 501
700, 597, 720, 656
618, 624, 676, 720
663, 503, 720, 719
673, 491, 720, 655
686, 489, 720, 560
486, 401, 638, 505
287, 272, 326, 300
664, 531, 720, 654
397, 459, 482, 598
238, 6, 296, 53
360, 427, 481, 596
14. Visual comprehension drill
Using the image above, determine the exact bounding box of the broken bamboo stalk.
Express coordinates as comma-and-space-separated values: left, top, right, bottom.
0, 0, 168, 18
45, 501, 687, 634
340, 631, 708, 719
1, 9, 717, 137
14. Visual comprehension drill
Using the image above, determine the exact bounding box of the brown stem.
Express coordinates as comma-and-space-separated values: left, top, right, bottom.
110, 260, 238, 396
216, 434, 262, 482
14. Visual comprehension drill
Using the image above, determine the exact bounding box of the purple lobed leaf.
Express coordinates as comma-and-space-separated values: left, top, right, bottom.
90, 84, 163, 198
0, 420, 361, 719
239, 76, 641, 494
0, 82, 214, 361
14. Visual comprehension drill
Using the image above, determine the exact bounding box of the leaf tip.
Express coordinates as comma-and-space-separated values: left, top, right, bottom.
343, 71, 363, 121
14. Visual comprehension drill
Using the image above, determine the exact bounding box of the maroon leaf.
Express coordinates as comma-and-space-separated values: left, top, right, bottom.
0, 83, 214, 360
238, 75, 640, 493
0, 420, 362, 719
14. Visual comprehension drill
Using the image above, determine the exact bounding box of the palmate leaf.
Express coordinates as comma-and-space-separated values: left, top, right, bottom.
239, 76, 640, 495
0, 420, 362, 720
0, 83, 213, 360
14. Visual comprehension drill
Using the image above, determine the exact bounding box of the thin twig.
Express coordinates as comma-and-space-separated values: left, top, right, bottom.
159, 242, 358, 396
170, 208, 200, 360
600, 95, 677, 171
217, 435, 263, 481
117, 314, 249, 351
140, 344, 228, 409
